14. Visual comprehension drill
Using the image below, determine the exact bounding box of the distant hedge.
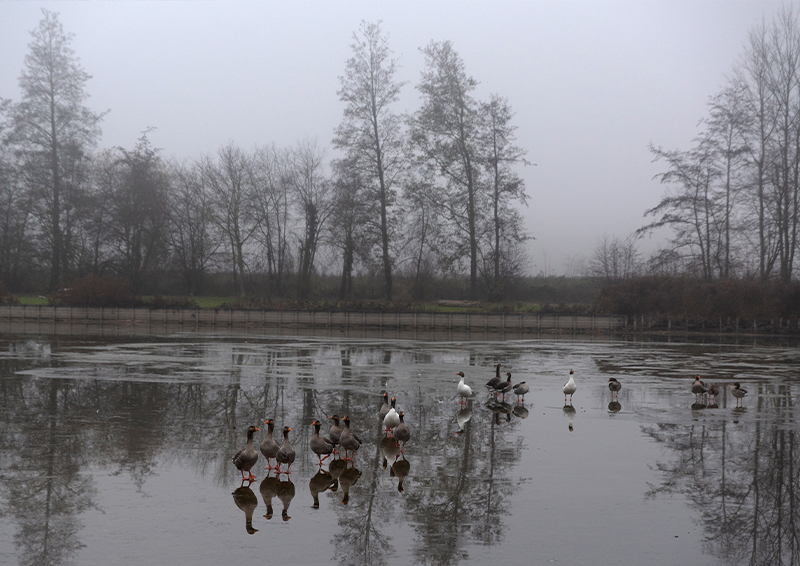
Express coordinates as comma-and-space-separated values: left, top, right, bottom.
596, 276, 800, 321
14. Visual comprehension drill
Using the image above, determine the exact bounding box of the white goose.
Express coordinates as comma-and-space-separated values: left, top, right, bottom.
456, 371, 473, 404
563, 369, 577, 404
383, 397, 401, 435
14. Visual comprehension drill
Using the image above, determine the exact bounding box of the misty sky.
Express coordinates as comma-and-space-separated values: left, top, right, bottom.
0, 1, 785, 275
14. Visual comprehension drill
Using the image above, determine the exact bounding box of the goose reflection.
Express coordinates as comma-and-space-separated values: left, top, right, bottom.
390, 455, 411, 493
277, 476, 295, 521
486, 398, 513, 423
339, 464, 362, 505
259, 474, 279, 520
455, 404, 472, 434
563, 404, 576, 432
512, 404, 529, 419
380, 436, 400, 469
608, 401, 621, 413
232, 481, 259, 534
309, 469, 335, 509
328, 456, 347, 492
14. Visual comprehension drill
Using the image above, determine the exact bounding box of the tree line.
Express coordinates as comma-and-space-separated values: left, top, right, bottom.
639, 6, 800, 283
0, 13, 530, 301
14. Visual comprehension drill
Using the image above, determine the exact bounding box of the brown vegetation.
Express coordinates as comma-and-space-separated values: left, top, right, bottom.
597, 276, 800, 324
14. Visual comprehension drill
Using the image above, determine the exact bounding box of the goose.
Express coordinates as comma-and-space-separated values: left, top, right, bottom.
339, 416, 362, 460
707, 382, 720, 404
513, 379, 529, 402
493, 372, 513, 401
692, 376, 708, 402
310, 420, 335, 465
393, 411, 411, 450
456, 371, 473, 404
383, 397, 401, 435
485, 363, 503, 392
731, 382, 747, 406
276, 426, 296, 474
232, 425, 260, 481
328, 414, 342, 453
607, 378, 621, 399
379, 392, 391, 420
563, 369, 577, 404
260, 419, 279, 470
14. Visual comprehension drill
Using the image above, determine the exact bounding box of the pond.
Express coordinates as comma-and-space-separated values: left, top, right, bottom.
1, 333, 799, 566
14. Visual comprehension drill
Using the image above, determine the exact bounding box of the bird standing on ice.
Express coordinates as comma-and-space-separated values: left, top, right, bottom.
731, 382, 748, 407
563, 369, 577, 404
692, 376, 708, 403
456, 371, 473, 405
383, 397, 401, 436
607, 378, 621, 400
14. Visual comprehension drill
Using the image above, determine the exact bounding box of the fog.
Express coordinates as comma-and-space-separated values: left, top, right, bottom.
0, 1, 783, 274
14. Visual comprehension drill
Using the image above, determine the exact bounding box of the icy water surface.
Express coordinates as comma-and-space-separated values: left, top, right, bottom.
1, 334, 799, 566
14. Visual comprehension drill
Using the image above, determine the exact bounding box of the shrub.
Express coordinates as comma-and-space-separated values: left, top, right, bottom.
0, 281, 19, 305
50, 274, 136, 307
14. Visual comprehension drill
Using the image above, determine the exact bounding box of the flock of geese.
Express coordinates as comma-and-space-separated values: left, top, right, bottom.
232, 365, 751, 482
232, 393, 412, 482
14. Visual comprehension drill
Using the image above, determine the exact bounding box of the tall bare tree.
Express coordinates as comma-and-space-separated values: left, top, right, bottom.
7, 10, 103, 290
288, 138, 331, 300
410, 41, 484, 298
333, 21, 405, 301
168, 160, 219, 295
204, 143, 256, 298
105, 133, 170, 292
329, 158, 371, 300
250, 144, 292, 297
479, 94, 530, 294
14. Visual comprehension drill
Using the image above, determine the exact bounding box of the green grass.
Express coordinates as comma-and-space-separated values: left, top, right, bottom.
9, 294, 551, 313
14, 295, 49, 306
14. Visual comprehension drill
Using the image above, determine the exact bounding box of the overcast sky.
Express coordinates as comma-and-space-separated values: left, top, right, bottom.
0, 1, 785, 275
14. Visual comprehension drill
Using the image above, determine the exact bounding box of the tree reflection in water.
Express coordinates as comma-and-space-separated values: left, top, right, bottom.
644, 383, 800, 565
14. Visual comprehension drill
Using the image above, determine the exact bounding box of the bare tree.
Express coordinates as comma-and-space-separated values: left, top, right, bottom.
204, 143, 256, 297
0, 113, 34, 290
168, 160, 220, 295
479, 94, 530, 294
739, 21, 779, 280
287, 138, 331, 300
250, 144, 292, 297
409, 41, 484, 298
641, 141, 722, 279
329, 158, 371, 300
333, 21, 406, 301
105, 133, 170, 292
6, 10, 103, 290
589, 234, 641, 281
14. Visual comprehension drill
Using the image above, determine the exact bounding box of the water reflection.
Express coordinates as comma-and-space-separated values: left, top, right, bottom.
390, 456, 410, 493
644, 384, 800, 565
232, 482, 259, 534
563, 404, 576, 432
259, 475, 279, 520
2, 336, 799, 565
309, 469, 336, 509
277, 477, 295, 520
608, 401, 621, 413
